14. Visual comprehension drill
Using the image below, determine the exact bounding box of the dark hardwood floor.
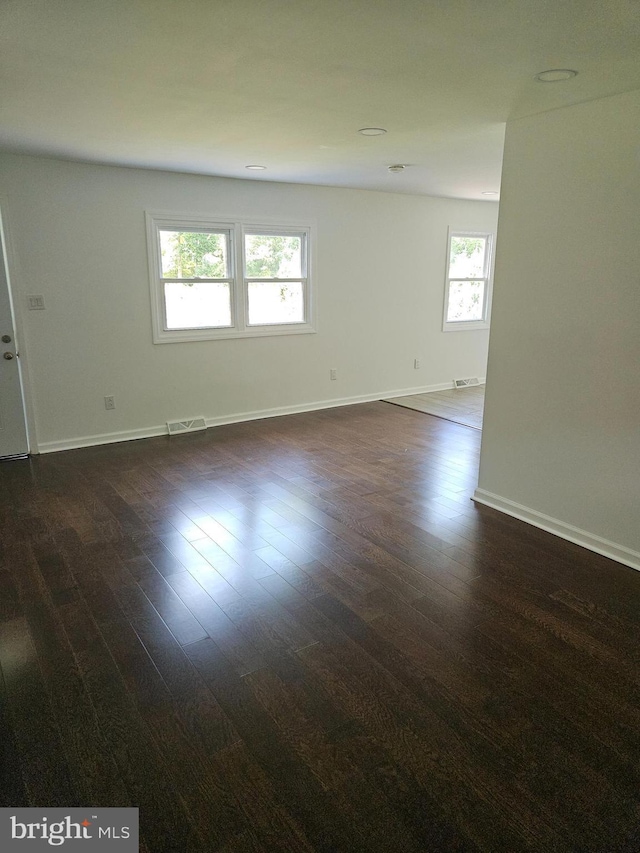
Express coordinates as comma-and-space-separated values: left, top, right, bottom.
1, 401, 639, 852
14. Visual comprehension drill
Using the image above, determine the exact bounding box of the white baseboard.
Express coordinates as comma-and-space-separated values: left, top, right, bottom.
36, 380, 462, 454
37, 423, 170, 454
473, 488, 640, 572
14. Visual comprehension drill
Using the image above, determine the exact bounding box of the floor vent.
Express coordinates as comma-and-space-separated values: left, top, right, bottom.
453, 377, 480, 389
167, 418, 207, 435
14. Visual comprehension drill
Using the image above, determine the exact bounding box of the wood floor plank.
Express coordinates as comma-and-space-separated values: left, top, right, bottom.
57, 596, 200, 851
0, 661, 30, 807
186, 638, 370, 852
0, 616, 78, 807
1, 402, 638, 851
383, 385, 485, 429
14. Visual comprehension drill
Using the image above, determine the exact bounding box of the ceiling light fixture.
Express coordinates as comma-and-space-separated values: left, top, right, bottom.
245, 164, 267, 170
358, 127, 387, 136
388, 164, 406, 173
534, 69, 578, 83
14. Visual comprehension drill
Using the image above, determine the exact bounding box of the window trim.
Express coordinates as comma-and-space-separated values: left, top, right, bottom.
442, 228, 494, 332
146, 212, 315, 343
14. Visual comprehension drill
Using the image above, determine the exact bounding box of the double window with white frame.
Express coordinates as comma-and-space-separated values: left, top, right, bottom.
146, 213, 314, 343
443, 229, 494, 331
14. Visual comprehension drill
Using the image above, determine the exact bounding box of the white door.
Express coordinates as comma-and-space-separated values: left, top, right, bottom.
0, 223, 29, 458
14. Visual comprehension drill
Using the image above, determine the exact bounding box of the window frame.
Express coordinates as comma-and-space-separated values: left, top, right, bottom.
146, 212, 315, 343
442, 228, 494, 332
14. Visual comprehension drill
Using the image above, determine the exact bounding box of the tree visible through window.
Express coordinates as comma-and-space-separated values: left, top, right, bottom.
245, 233, 306, 325
146, 214, 314, 343
443, 230, 493, 330
160, 228, 233, 330
161, 231, 227, 278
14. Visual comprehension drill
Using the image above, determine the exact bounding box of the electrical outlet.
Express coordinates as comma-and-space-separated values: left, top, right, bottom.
104, 395, 116, 410
414, 358, 421, 369
28, 295, 45, 310
330, 369, 337, 380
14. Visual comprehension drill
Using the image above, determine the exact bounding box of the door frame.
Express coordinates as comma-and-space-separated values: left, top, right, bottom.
0, 201, 37, 455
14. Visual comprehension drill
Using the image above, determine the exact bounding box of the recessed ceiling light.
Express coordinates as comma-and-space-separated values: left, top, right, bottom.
482, 191, 498, 196
534, 69, 578, 83
358, 127, 387, 136
388, 164, 406, 173
245, 164, 267, 170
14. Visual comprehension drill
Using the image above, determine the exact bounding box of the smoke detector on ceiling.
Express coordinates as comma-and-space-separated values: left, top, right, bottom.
388, 164, 406, 173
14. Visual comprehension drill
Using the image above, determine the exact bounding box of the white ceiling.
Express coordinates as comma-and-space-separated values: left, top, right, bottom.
1, 0, 639, 199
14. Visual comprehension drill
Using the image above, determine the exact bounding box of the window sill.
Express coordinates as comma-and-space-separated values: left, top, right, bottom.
152, 324, 317, 344
442, 321, 490, 332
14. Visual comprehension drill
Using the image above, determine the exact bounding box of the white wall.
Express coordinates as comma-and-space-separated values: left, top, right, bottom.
0, 154, 497, 451
476, 89, 640, 568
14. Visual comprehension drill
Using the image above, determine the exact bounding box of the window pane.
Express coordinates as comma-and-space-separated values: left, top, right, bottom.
449, 236, 486, 278
245, 234, 302, 278
164, 282, 232, 329
446, 280, 485, 322
248, 281, 304, 325
160, 230, 229, 278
